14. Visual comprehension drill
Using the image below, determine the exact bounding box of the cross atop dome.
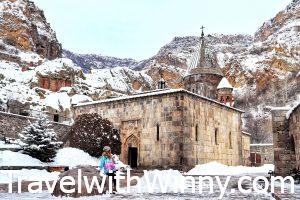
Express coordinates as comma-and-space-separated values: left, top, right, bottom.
199, 25, 206, 68
200, 26, 205, 38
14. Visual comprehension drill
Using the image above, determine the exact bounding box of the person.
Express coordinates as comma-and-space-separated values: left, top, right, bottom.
99, 146, 117, 192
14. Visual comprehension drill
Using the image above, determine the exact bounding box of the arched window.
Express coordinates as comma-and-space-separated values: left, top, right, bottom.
229, 132, 232, 149
226, 96, 230, 103
215, 128, 218, 145
195, 125, 198, 141
156, 124, 160, 141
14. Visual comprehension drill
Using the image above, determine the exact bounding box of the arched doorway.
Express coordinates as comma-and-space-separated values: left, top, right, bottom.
124, 134, 139, 168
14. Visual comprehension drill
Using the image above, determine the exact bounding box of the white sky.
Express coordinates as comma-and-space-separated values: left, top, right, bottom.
33, 0, 292, 60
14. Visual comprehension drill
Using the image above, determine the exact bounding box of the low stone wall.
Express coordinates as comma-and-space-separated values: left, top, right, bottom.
0, 111, 70, 140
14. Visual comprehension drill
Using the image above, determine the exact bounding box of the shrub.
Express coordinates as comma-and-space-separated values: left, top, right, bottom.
68, 113, 121, 157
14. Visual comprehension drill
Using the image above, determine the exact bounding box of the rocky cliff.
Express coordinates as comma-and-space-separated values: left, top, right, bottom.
0, 0, 61, 66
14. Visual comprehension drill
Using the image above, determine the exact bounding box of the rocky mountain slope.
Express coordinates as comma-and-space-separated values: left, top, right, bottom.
62, 49, 141, 72
0, 0, 62, 65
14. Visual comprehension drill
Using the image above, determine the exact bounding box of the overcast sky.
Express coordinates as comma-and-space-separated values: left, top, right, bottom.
33, 0, 291, 60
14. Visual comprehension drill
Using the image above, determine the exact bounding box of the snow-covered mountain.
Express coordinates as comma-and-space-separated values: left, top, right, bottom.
62, 49, 143, 72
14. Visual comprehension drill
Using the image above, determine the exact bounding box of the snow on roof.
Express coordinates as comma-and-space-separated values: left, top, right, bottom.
286, 101, 300, 119
45, 92, 71, 112
217, 77, 233, 89
74, 88, 244, 113
71, 94, 92, 105
242, 131, 251, 136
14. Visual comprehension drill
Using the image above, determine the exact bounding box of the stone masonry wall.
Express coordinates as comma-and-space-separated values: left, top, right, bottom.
250, 144, 274, 165
0, 111, 70, 140
272, 109, 295, 176
289, 105, 300, 170
183, 94, 243, 167
74, 91, 244, 169
242, 133, 251, 166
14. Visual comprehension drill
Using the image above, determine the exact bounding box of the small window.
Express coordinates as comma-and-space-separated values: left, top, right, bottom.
54, 114, 59, 122
195, 125, 198, 141
229, 132, 232, 149
156, 124, 160, 141
215, 128, 218, 145
291, 135, 295, 153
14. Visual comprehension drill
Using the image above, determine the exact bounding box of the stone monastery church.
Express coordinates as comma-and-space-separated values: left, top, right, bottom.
74, 30, 250, 169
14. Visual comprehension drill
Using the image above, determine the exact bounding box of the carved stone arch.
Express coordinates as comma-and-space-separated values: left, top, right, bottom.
125, 134, 139, 148
123, 134, 140, 167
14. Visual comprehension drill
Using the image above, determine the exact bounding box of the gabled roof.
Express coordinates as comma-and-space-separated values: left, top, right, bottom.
74, 88, 244, 113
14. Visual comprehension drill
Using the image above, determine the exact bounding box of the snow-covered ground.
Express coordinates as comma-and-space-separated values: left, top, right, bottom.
186, 162, 274, 176
0, 141, 21, 149
0, 147, 127, 169
0, 147, 128, 186
0, 169, 59, 182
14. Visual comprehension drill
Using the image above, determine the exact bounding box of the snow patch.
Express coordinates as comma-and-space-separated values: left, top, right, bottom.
134, 169, 184, 193
0, 169, 59, 182
71, 94, 92, 105
53, 148, 98, 168
0, 150, 43, 166
186, 162, 274, 176
44, 92, 71, 112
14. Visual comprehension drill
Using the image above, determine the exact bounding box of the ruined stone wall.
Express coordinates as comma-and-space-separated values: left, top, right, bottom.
250, 144, 274, 165
183, 94, 243, 167
272, 109, 295, 176
0, 111, 70, 140
289, 105, 300, 170
74, 91, 244, 168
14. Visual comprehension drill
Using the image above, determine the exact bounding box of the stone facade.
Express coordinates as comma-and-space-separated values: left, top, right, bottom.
0, 111, 70, 140
74, 89, 246, 169
250, 144, 274, 166
271, 108, 297, 176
